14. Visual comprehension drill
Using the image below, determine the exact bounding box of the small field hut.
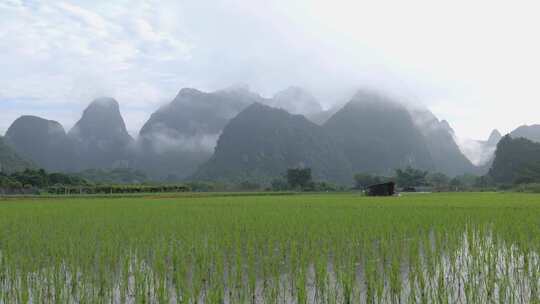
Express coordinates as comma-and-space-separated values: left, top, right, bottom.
366, 182, 395, 196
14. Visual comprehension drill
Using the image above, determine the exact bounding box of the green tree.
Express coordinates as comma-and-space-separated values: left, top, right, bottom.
271, 178, 289, 191
353, 173, 382, 190
238, 180, 261, 191
287, 168, 312, 190
474, 175, 494, 188
449, 177, 463, 190
395, 167, 428, 188
426, 172, 450, 190
490, 135, 540, 184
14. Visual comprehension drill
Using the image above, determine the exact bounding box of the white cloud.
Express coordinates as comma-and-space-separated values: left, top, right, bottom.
0, 0, 191, 114
456, 138, 496, 167
55, 2, 109, 36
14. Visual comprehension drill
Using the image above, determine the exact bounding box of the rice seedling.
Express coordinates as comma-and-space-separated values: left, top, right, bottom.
1, 192, 540, 303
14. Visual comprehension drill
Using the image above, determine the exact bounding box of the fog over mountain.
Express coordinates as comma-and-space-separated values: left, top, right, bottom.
139, 86, 262, 153
135, 86, 265, 180
510, 125, 540, 143
490, 135, 540, 184
269, 87, 323, 120
4, 98, 134, 173
324, 91, 434, 175
0, 136, 34, 174
3, 2, 540, 182
68, 97, 134, 170
409, 108, 478, 176
5, 115, 74, 172
3, 0, 540, 141
193, 103, 353, 184
1, 85, 496, 182
456, 130, 502, 167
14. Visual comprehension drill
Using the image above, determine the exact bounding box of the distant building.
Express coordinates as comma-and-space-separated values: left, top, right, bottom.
366, 182, 395, 196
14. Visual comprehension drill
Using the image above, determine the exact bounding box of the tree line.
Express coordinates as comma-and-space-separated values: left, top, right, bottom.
354, 166, 494, 192
0, 169, 190, 195
0, 166, 500, 196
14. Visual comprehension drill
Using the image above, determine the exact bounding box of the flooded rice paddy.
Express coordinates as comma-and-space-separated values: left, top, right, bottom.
1, 193, 539, 303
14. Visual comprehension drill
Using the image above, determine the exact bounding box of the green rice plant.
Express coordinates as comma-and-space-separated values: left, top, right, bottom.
1, 192, 540, 302
314, 242, 328, 303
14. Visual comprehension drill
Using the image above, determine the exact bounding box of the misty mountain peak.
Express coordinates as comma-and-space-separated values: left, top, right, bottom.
324, 93, 435, 174
405, 106, 475, 173
243, 101, 267, 111
440, 120, 455, 134
405, 106, 457, 136
219, 83, 251, 93
67, 98, 133, 170
238, 102, 311, 123
244, 101, 285, 114
90, 97, 119, 108
137, 87, 264, 179
175, 88, 204, 100
69, 97, 132, 142
7, 115, 66, 136
142, 87, 259, 138
5, 115, 73, 172
487, 129, 502, 146
350, 90, 398, 106
216, 84, 263, 101
271, 86, 322, 116
193, 100, 352, 183
510, 124, 540, 143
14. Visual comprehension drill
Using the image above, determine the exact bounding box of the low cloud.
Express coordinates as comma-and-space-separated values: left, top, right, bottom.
142, 130, 221, 155
456, 138, 496, 166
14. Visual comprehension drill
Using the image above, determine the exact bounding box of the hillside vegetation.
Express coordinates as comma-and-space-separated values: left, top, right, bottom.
0, 136, 34, 173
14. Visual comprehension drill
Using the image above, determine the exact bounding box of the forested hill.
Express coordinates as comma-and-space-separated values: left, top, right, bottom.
510, 125, 540, 143
68, 97, 134, 170
409, 109, 478, 176
193, 103, 353, 184
0, 136, 35, 173
489, 135, 540, 184
323, 91, 435, 175
5, 115, 74, 172
136, 87, 264, 180
1, 87, 500, 184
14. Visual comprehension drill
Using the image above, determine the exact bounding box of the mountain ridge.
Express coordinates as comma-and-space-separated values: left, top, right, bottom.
0, 136, 35, 174
193, 102, 353, 184
510, 124, 540, 142
68, 97, 134, 170
2, 86, 513, 183
5, 115, 74, 172
323, 91, 435, 175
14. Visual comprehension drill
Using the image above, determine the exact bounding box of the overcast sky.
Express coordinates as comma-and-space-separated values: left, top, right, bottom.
1, 0, 540, 139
